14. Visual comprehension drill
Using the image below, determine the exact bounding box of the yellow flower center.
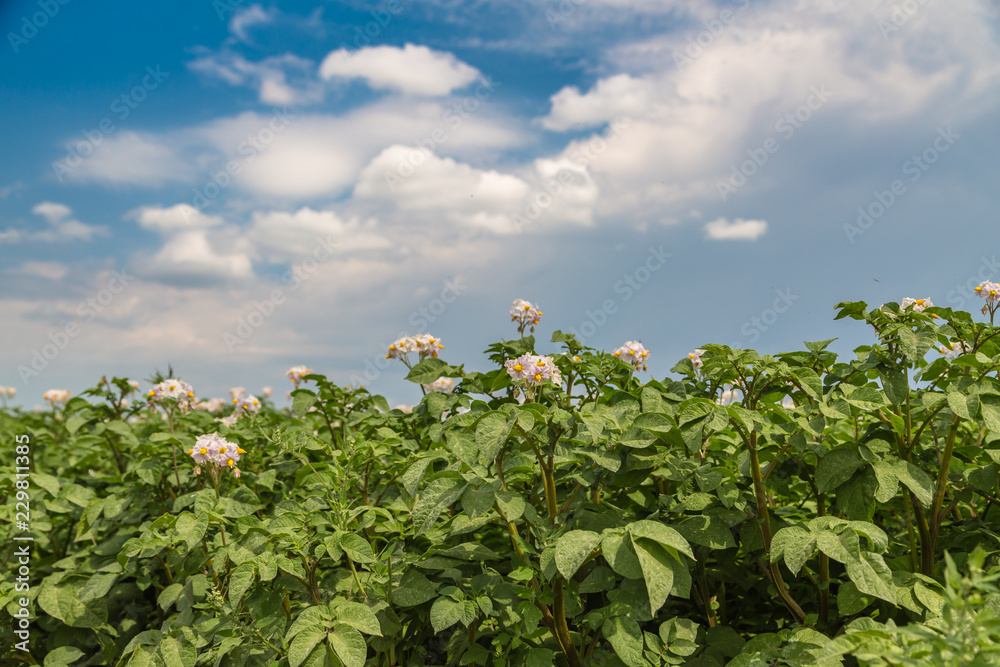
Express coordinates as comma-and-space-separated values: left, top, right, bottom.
915, 299, 925, 305
514, 363, 523, 371
219, 447, 226, 454
227, 459, 234, 467
534, 373, 542, 381
237, 448, 245, 454
199, 447, 208, 455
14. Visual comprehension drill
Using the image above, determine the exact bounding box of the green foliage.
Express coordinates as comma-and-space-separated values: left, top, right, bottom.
4, 301, 1000, 666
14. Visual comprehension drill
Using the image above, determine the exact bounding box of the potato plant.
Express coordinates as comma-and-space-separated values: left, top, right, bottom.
5, 296, 1000, 666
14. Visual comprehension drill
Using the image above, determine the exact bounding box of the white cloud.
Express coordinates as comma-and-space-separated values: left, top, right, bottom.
354, 145, 532, 233
141, 230, 253, 285
229, 4, 275, 43
6, 261, 69, 280
61, 132, 192, 187
319, 44, 481, 96
26, 202, 106, 242
188, 51, 321, 106
131, 204, 223, 232
247, 207, 389, 262
542, 74, 652, 131
0, 181, 24, 199
704, 217, 767, 241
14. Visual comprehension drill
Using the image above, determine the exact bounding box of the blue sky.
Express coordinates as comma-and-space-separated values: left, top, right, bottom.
2, 0, 999, 408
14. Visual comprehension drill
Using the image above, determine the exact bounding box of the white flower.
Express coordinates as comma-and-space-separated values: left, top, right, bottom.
423, 377, 455, 393
505, 354, 560, 386
286, 366, 312, 385
261, 386, 274, 398
510, 299, 543, 334
217, 413, 240, 427
233, 393, 261, 414
387, 334, 443, 362
413, 334, 444, 359
195, 398, 227, 413
716, 388, 743, 406
43, 389, 71, 405
188, 432, 245, 474
901, 297, 936, 315
939, 341, 972, 360
975, 282, 1000, 305
393, 404, 413, 414
613, 341, 650, 371
228, 387, 247, 400
688, 349, 706, 371
148, 379, 195, 410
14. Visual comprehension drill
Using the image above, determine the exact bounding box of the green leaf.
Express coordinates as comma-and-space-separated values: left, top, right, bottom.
845, 552, 896, 605
771, 526, 816, 575
431, 596, 466, 633
37, 582, 106, 628
227, 562, 256, 605
835, 469, 877, 521
893, 460, 934, 507
406, 358, 457, 385
328, 624, 368, 667
878, 368, 908, 406
158, 635, 196, 667
526, 648, 556, 667
288, 628, 326, 667
412, 477, 467, 535
339, 533, 376, 563
947, 391, 972, 420
336, 601, 382, 636
44, 647, 86, 667
602, 615, 646, 667
630, 536, 675, 616
836, 581, 871, 615
602, 532, 644, 580
628, 521, 694, 560
106, 419, 140, 446
675, 515, 736, 550
870, 461, 899, 503
475, 412, 513, 464
391, 569, 437, 607
291, 390, 317, 417
461, 484, 496, 520
555, 530, 602, 579
816, 446, 865, 493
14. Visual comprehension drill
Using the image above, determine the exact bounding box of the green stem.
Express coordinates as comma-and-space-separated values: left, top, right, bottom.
925, 415, 960, 575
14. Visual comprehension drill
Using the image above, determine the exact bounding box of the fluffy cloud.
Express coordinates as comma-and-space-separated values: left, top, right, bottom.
6, 261, 70, 280
188, 51, 321, 105
319, 44, 481, 96
3, 202, 109, 243
131, 204, 223, 232
247, 207, 389, 262
59, 132, 193, 187
704, 217, 767, 241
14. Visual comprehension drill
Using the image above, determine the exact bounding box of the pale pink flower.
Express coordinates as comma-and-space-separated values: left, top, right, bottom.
613, 341, 650, 371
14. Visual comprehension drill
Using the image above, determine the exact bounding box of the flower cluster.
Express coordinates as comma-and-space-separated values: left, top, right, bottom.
386, 334, 444, 365
510, 299, 543, 336
423, 377, 455, 393
505, 354, 562, 386
0, 387, 16, 407
194, 398, 227, 413
262, 386, 274, 398
688, 349, 706, 371
286, 366, 312, 387
228, 387, 246, 400
717, 387, 743, 406
188, 432, 245, 477
43, 389, 71, 406
233, 393, 261, 414
975, 281, 1000, 322
613, 341, 650, 371
148, 379, 195, 411
940, 341, 972, 360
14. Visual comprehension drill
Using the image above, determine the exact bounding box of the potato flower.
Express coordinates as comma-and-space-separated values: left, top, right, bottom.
43, 389, 71, 406
688, 349, 706, 371
286, 366, 312, 387
510, 299, 543, 336
148, 379, 195, 411
423, 377, 455, 393
613, 341, 650, 371
187, 432, 245, 477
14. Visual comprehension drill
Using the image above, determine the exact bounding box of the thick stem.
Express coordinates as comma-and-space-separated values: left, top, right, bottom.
817, 493, 829, 627
925, 415, 960, 575
749, 431, 808, 624
553, 579, 581, 667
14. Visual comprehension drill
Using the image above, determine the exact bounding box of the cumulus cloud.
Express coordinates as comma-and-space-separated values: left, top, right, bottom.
59, 131, 193, 187
704, 217, 767, 241
131, 204, 223, 232
247, 207, 389, 262
188, 51, 321, 105
319, 44, 481, 96
6, 261, 70, 280
3, 202, 109, 242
